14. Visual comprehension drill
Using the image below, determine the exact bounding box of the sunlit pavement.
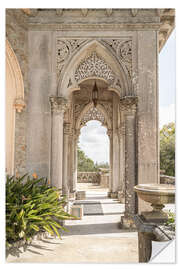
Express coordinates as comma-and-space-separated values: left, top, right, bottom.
7, 184, 139, 263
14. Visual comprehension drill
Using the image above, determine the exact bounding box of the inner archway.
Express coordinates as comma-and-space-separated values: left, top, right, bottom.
77, 120, 110, 193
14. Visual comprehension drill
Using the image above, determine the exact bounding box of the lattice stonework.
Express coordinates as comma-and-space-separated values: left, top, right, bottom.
75, 52, 115, 84
80, 107, 106, 127
102, 39, 132, 78
56, 39, 86, 76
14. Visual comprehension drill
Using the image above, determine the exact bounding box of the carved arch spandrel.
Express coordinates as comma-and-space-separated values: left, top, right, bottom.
75, 102, 112, 130
57, 39, 131, 98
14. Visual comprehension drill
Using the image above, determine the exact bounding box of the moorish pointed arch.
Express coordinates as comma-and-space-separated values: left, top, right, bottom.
76, 101, 112, 130
57, 39, 132, 98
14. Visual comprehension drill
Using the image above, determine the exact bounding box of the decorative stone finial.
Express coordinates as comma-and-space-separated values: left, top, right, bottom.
56, 9, 63, 16
106, 9, 113, 16
81, 9, 88, 16
14, 98, 26, 113
131, 9, 138, 17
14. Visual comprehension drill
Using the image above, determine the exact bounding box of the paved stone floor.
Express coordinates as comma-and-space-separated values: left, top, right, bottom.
7, 184, 139, 263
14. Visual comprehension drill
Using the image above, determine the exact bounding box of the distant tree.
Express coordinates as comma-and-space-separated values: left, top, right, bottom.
160, 122, 175, 176
96, 162, 109, 169
77, 146, 110, 172
77, 147, 96, 172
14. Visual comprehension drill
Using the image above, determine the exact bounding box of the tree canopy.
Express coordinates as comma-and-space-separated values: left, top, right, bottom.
77, 146, 109, 172
160, 122, 175, 176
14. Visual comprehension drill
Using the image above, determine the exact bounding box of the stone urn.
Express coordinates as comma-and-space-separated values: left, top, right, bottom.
134, 184, 175, 223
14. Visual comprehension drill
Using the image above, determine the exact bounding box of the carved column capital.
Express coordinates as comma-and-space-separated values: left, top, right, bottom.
14, 98, 26, 113
49, 96, 68, 113
119, 96, 138, 114
63, 123, 71, 135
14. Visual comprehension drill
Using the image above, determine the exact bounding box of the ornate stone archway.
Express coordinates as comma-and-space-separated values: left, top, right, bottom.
49, 39, 138, 226
6, 40, 26, 175
16, 8, 170, 228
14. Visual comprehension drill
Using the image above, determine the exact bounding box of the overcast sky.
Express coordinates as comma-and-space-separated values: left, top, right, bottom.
79, 31, 176, 164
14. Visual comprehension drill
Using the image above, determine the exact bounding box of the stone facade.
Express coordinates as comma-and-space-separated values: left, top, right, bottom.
6, 9, 175, 228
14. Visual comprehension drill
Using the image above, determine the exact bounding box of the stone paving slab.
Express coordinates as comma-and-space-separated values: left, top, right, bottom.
7, 186, 138, 263
74, 201, 104, 215
7, 234, 138, 263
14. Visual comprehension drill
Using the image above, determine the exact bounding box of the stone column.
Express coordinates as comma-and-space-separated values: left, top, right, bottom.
111, 131, 119, 198
120, 97, 138, 228
49, 97, 68, 191
136, 31, 159, 214
118, 124, 125, 203
62, 123, 70, 196
107, 129, 113, 197
73, 130, 80, 194
68, 131, 74, 196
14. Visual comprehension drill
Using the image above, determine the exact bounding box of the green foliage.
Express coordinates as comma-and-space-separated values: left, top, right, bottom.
95, 162, 109, 169
78, 147, 96, 172
77, 146, 109, 172
160, 122, 175, 176
166, 210, 175, 231
6, 174, 72, 245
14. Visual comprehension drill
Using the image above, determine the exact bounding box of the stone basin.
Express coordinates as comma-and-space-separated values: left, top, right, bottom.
134, 184, 175, 223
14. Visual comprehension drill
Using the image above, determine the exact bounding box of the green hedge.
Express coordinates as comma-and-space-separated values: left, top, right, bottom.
6, 174, 72, 246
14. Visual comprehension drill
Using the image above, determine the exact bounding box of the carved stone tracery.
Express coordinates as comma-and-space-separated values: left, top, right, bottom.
80, 106, 106, 127
56, 38, 133, 91
102, 39, 132, 78
75, 52, 115, 84
119, 96, 138, 113
56, 39, 86, 77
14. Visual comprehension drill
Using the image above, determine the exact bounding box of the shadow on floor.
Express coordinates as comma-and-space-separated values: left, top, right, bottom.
6, 240, 57, 258
62, 222, 136, 236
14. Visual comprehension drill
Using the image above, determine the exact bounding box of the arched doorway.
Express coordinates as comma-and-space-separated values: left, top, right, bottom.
49, 40, 138, 227
77, 119, 110, 193
6, 40, 25, 175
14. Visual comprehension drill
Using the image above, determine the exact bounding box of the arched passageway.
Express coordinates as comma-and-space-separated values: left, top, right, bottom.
77, 120, 110, 191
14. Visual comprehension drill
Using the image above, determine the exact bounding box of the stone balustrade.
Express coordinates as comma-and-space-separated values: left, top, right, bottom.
77, 169, 110, 187
77, 172, 100, 184
160, 175, 175, 185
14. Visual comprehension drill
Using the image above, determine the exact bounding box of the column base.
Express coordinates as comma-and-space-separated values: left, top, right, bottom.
69, 191, 76, 200
118, 191, 125, 203
108, 191, 118, 199
120, 215, 137, 229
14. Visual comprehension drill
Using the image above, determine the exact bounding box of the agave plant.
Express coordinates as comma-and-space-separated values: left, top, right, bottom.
6, 174, 73, 245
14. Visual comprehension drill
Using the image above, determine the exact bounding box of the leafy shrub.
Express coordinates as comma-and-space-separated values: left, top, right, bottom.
166, 210, 175, 231
6, 174, 72, 245
160, 122, 175, 176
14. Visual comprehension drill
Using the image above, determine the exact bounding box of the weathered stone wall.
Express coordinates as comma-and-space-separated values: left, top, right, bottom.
6, 9, 28, 175
136, 30, 159, 214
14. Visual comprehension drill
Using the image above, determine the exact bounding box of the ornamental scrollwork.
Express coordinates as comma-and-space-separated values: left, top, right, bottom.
74, 52, 115, 84
56, 39, 86, 77
119, 96, 138, 113
101, 39, 132, 78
